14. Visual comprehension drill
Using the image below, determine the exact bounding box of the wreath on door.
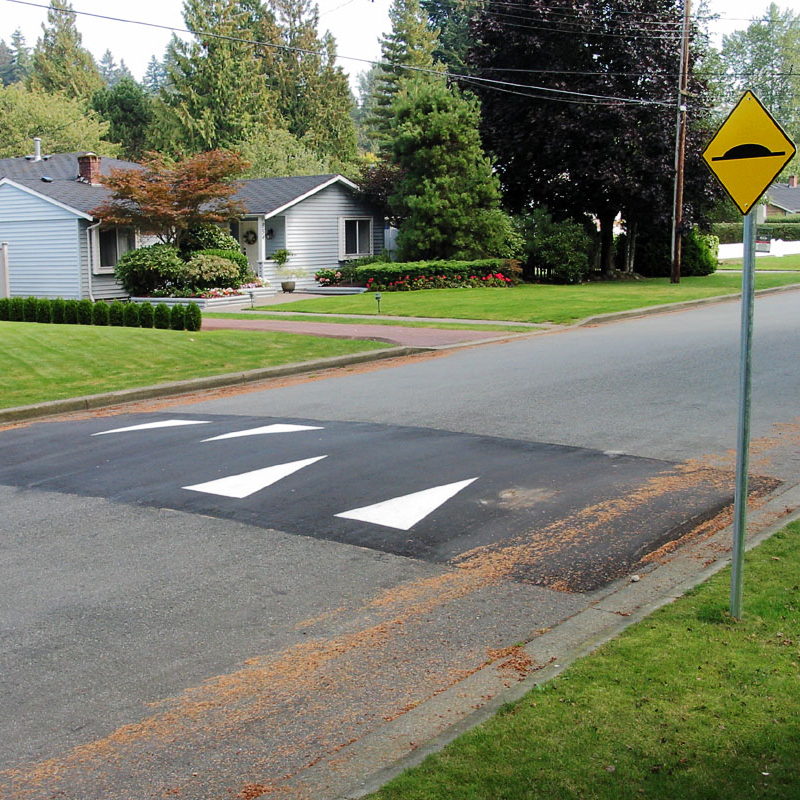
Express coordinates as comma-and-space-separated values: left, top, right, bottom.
243, 230, 257, 245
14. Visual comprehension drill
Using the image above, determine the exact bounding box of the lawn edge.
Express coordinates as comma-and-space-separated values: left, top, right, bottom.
331, 479, 800, 800
0, 346, 421, 424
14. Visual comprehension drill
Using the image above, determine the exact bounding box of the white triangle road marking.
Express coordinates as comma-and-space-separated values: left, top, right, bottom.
183, 456, 327, 499
202, 424, 323, 442
335, 477, 479, 531
92, 419, 211, 436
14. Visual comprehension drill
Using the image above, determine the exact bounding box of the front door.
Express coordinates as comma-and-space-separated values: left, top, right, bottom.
240, 220, 260, 278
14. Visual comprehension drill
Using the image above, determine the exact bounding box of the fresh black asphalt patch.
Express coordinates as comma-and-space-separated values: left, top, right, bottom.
0, 413, 768, 591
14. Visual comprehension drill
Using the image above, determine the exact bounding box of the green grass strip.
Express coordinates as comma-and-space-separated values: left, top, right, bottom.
0, 322, 387, 409
206, 311, 533, 333
265, 274, 800, 325
370, 521, 800, 800
719, 253, 800, 271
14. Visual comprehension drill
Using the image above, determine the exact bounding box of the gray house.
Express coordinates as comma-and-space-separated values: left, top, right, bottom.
0, 144, 384, 299
765, 176, 800, 217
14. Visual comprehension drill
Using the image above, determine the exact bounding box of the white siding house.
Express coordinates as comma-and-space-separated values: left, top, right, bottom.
1, 149, 384, 299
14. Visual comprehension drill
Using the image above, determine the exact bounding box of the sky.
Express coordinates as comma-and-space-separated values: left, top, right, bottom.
1, 0, 798, 93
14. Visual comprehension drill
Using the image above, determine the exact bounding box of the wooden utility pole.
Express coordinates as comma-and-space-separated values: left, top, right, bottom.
670, 0, 692, 284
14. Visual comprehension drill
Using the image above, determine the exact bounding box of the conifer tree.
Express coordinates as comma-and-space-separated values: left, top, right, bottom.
367, 0, 441, 145
143, 55, 167, 95
267, 0, 357, 168
8, 30, 32, 85
388, 76, 519, 260
28, 0, 103, 99
160, 0, 278, 152
0, 41, 12, 86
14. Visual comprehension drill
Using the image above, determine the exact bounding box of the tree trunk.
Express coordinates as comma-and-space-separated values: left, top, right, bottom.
625, 219, 638, 273
598, 209, 616, 278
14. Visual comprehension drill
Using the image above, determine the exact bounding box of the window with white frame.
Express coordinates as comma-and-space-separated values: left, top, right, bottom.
95, 227, 135, 274
339, 217, 373, 260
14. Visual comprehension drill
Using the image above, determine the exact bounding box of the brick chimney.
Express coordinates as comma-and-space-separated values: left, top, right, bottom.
789, 174, 798, 188
77, 152, 102, 185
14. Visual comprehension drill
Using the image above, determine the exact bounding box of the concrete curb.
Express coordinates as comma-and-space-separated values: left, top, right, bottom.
0, 346, 423, 424
338, 479, 800, 799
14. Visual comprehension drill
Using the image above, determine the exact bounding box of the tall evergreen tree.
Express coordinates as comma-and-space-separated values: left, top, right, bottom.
388, 76, 519, 260
0, 40, 12, 86
367, 0, 441, 145
92, 76, 154, 159
143, 54, 167, 95
420, 0, 479, 73
99, 49, 118, 85
268, 0, 358, 168
160, 0, 279, 153
28, 0, 103, 99
8, 30, 32, 85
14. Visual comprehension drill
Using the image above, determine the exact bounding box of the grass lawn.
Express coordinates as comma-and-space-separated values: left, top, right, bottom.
261, 274, 800, 325
205, 311, 533, 333
0, 322, 387, 409
719, 253, 800, 271
369, 521, 800, 800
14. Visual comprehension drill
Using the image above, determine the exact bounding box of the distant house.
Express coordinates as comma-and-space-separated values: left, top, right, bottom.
0, 141, 384, 299
765, 176, 800, 217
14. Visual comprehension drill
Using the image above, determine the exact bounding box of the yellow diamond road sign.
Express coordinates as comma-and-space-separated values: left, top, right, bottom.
702, 90, 796, 215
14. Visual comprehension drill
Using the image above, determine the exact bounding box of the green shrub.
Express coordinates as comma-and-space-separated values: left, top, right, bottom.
348, 259, 522, 291
185, 301, 202, 332
63, 299, 78, 324
122, 302, 140, 327
154, 302, 170, 329
195, 248, 249, 284
179, 223, 240, 257
23, 296, 38, 321
114, 244, 184, 296
92, 301, 110, 326
77, 299, 93, 324
169, 303, 186, 330
138, 301, 154, 328
531, 219, 593, 284
183, 253, 241, 290
712, 221, 800, 243
635, 227, 717, 277
36, 298, 52, 323
0, 297, 9, 321
9, 296, 24, 321
51, 297, 65, 324
108, 300, 125, 326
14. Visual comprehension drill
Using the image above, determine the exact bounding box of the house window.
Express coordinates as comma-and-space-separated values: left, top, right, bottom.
339, 217, 373, 260
96, 227, 135, 273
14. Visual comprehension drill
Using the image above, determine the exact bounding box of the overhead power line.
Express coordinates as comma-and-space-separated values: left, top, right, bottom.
2, 0, 677, 108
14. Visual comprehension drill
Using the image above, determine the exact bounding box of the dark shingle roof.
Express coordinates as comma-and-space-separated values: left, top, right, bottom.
0, 153, 353, 218
231, 174, 353, 215
0, 152, 140, 215
767, 182, 800, 214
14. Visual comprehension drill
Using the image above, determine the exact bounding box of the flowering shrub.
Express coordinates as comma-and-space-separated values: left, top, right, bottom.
315, 268, 344, 286
360, 259, 521, 292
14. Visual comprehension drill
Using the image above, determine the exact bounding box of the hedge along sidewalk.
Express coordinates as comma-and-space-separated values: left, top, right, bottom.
354, 492, 800, 800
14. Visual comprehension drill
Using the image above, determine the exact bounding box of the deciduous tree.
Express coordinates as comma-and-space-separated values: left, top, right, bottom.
91, 150, 248, 248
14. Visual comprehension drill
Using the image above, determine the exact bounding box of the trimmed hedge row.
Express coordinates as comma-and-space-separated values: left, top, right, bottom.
0, 296, 202, 332
316, 259, 523, 292
713, 222, 800, 243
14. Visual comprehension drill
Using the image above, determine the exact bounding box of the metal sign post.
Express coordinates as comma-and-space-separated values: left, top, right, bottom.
701, 89, 796, 618
730, 211, 756, 618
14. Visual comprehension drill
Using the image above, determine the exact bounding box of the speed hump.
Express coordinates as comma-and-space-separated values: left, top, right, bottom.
702, 90, 796, 215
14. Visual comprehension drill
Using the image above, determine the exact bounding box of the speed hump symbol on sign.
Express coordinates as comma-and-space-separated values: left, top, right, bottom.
702, 90, 796, 215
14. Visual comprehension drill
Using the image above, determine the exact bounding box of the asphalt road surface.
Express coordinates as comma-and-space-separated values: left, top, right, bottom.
1, 290, 799, 799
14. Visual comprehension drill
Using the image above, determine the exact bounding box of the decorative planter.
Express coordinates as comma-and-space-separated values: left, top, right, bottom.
130, 287, 275, 309
280, 280, 296, 293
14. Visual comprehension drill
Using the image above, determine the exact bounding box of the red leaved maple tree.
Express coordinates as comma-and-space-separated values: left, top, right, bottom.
91, 150, 248, 248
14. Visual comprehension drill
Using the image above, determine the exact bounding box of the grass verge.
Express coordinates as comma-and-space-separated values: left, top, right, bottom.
262, 274, 800, 325
719, 253, 800, 271
0, 322, 387, 409
369, 521, 800, 800
205, 311, 533, 333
